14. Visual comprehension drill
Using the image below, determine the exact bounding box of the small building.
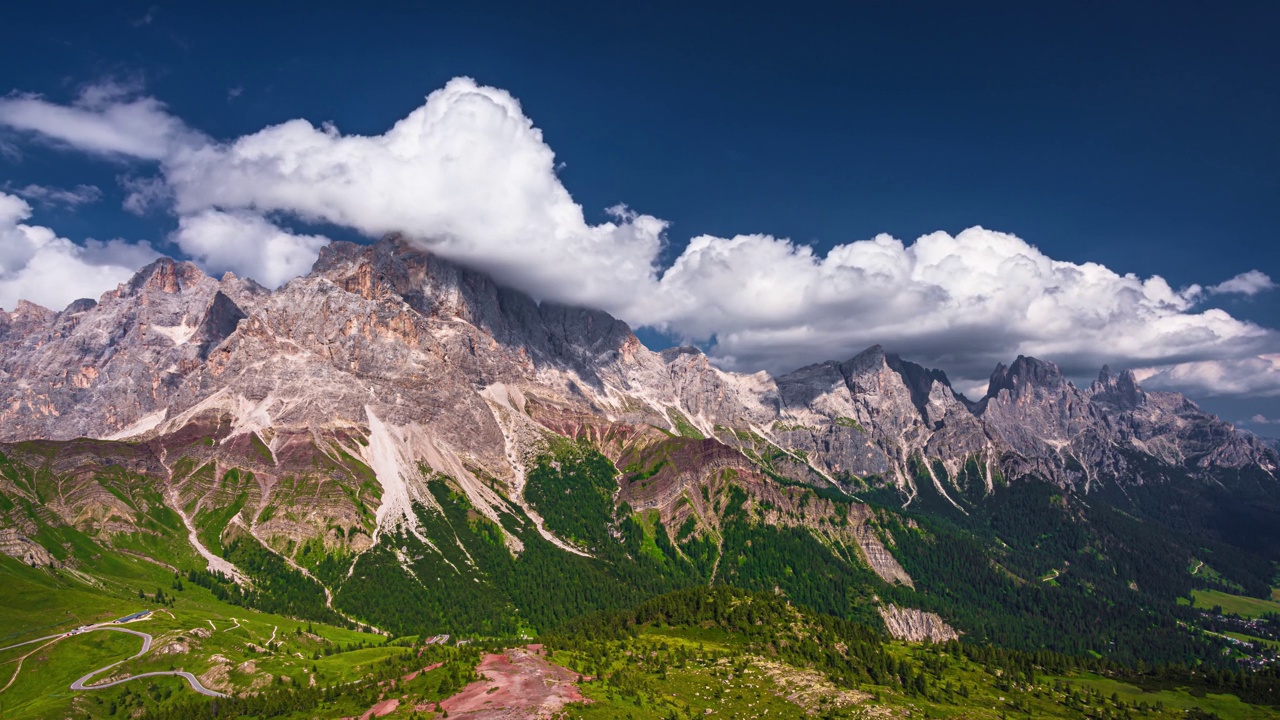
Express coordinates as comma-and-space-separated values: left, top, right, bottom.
114, 610, 151, 624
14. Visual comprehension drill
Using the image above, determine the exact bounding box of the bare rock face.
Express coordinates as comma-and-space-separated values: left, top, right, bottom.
972, 357, 1278, 489
1087, 369, 1273, 473
770, 347, 991, 503
878, 604, 959, 642
0, 257, 265, 442
0, 527, 57, 566
849, 511, 915, 588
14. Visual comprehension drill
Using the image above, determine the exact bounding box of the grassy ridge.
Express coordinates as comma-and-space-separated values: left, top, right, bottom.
0, 551, 388, 719
1185, 589, 1280, 619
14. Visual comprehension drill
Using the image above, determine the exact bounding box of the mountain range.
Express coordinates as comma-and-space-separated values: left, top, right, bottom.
2, 236, 1278, 657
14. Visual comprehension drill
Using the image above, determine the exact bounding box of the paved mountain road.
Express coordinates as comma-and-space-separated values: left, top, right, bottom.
0, 634, 66, 654
68, 626, 226, 697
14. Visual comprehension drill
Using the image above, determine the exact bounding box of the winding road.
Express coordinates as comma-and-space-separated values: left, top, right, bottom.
0, 624, 226, 698
0, 634, 66, 653
68, 626, 227, 697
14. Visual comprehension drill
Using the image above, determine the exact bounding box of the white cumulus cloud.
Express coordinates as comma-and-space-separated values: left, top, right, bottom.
1138, 355, 1280, 398
0, 77, 1276, 402
645, 227, 1273, 386
158, 78, 667, 310
0, 82, 203, 160
172, 209, 329, 288
0, 192, 159, 312
1208, 269, 1275, 297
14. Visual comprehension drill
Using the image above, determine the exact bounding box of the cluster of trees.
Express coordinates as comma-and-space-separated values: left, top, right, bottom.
716, 513, 884, 626
545, 586, 892, 685
181, 538, 348, 627
315, 437, 1276, 678
176, 433, 1279, 695
524, 439, 619, 551
221, 536, 347, 625
97, 681, 175, 717
850, 477, 1276, 668
135, 573, 187, 606
545, 586, 1280, 713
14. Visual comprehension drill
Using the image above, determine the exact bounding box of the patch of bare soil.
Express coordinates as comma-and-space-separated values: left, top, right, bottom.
439, 647, 587, 718
755, 658, 870, 712
359, 697, 399, 719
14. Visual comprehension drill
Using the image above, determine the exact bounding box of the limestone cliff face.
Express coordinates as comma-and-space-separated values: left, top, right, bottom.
0, 527, 56, 567
0, 236, 1275, 569
878, 604, 960, 642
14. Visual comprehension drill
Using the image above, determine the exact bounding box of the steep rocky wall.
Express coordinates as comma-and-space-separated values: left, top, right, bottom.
878, 604, 959, 642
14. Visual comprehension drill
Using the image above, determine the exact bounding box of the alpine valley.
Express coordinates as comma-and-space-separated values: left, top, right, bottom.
3, 236, 1280, 719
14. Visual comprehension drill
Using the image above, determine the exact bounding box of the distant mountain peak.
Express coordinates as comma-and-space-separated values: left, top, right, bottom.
1091, 364, 1146, 410
660, 345, 704, 363
985, 355, 1067, 399
126, 255, 207, 296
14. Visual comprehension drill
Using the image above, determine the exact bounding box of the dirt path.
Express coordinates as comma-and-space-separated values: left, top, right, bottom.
0, 636, 63, 693
439, 647, 585, 718
708, 533, 725, 585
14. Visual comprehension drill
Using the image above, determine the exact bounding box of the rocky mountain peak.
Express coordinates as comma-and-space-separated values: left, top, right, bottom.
310, 238, 424, 303
660, 345, 705, 363
1090, 365, 1146, 410
193, 291, 249, 359
833, 344, 890, 384
984, 355, 1068, 400
126, 256, 208, 296
60, 297, 99, 316
883, 352, 959, 415
9, 299, 56, 323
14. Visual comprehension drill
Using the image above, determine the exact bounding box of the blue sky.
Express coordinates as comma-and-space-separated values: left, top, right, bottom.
1, 2, 1278, 425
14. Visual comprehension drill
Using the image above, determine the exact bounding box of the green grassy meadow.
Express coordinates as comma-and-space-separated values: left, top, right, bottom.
1184, 588, 1280, 619
0, 552, 388, 719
